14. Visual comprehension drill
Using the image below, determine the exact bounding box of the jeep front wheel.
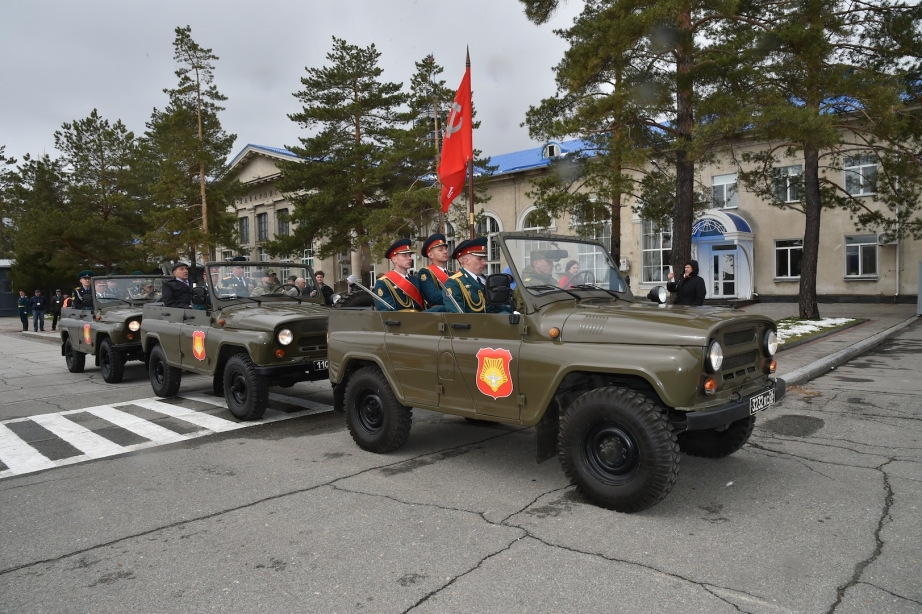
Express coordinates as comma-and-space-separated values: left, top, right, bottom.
222, 354, 268, 421
344, 366, 412, 453
149, 345, 182, 397
559, 387, 679, 513
65, 338, 85, 373
99, 338, 125, 384
677, 415, 755, 459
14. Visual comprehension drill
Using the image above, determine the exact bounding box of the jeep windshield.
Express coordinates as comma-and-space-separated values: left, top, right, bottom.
503, 237, 629, 299
207, 263, 321, 304
94, 277, 165, 304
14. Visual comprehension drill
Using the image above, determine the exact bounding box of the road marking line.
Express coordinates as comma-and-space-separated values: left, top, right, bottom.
129, 399, 248, 433
84, 406, 189, 445
0, 423, 57, 474
29, 413, 127, 458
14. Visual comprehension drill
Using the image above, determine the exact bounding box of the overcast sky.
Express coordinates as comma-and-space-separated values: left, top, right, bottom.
0, 0, 582, 166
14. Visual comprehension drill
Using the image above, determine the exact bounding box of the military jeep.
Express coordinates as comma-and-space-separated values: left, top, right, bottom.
328, 233, 785, 513
60, 275, 169, 383
139, 261, 330, 420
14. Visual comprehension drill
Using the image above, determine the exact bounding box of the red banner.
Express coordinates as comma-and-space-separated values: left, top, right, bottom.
438, 66, 473, 213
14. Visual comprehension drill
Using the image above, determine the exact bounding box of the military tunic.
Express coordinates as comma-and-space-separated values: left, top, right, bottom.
417, 265, 450, 310
442, 270, 510, 314
519, 266, 558, 288
72, 286, 94, 310
373, 274, 423, 311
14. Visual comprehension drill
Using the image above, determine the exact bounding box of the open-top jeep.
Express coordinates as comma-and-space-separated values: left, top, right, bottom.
60, 275, 169, 383
140, 261, 330, 420
328, 233, 785, 512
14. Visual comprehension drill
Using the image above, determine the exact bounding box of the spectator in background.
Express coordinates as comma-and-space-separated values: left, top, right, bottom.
310, 271, 333, 305
666, 260, 707, 306
559, 260, 580, 288
18, 290, 29, 332
29, 289, 47, 332
50, 289, 65, 331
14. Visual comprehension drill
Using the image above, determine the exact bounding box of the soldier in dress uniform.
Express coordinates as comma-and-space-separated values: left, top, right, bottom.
222, 264, 250, 297
373, 239, 423, 311
126, 272, 147, 299
417, 233, 452, 311
442, 238, 510, 314
72, 270, 95, 310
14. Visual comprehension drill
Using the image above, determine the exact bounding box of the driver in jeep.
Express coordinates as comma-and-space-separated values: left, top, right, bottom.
520, 250, 558, 287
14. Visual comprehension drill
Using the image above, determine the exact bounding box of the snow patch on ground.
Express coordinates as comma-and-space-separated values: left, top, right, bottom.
777, 317, 855, 344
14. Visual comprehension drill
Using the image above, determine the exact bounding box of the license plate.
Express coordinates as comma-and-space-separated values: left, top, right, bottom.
749, 389, 775, 415
312, 360, 329, 372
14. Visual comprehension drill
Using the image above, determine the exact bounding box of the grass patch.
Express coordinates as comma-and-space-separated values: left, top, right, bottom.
776, 317, 860, 348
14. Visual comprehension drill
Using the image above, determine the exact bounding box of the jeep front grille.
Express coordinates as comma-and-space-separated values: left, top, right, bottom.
298, 338, 327, 353
722, 350, 757, 372
724, 328, 755, 346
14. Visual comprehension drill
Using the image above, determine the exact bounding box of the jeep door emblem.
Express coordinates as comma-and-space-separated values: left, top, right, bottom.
83, 323, 91, 345
476, 348, 514, 399
192, 330, 207, 361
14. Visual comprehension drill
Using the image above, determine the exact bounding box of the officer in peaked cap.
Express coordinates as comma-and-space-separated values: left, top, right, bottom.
417, 233, 452, 311
442, 238, 510, 314
520, 249, 558, 287
373, 238, 423, 311
161, 262, 193, 308
72, 270, 95, 310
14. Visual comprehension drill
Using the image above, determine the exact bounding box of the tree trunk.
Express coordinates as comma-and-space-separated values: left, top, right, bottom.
671, 4, 695, 276
799, 148, 822, 319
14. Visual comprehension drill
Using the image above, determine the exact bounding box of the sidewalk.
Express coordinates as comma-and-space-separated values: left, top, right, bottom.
3, 303, 920, 385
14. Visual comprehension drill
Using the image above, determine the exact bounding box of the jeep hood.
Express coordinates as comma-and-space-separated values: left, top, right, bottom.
222, 304, 329, 332
561, 301, 772, 347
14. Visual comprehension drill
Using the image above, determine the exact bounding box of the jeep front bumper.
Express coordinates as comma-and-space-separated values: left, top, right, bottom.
678, 378, 786, 431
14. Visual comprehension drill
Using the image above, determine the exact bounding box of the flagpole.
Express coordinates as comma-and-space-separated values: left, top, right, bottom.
467, 47, 475, 240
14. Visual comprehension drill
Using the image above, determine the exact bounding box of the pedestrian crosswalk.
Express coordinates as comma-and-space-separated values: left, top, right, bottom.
0, 392, 333, 479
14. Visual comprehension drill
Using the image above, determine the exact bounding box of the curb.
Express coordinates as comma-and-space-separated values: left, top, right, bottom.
779, 315, 919, 386
777, 318, 868, 352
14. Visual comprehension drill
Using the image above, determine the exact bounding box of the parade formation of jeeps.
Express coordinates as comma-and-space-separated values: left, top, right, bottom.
60, 275, 170, 383
139, 260, 331, 420
327, 233, 784, 512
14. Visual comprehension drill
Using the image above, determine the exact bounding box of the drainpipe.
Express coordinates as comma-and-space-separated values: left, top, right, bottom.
895, 202, 901, 299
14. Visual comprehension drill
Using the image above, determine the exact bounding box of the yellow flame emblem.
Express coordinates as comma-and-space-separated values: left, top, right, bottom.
479, 357, 508, 393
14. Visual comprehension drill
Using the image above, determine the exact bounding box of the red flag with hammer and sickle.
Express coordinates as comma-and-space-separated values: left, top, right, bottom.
438, 66, 473, 213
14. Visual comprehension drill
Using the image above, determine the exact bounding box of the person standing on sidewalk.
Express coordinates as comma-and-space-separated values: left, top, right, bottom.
28, 289, 47, 332
50, 289, 65, 331
666, 260, 707, 306
17, 290, 29, 332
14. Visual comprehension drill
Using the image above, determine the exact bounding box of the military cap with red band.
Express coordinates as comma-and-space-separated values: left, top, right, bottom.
384, 238, 415, 260
421, 233, 448, 257
452, 237, 488, 260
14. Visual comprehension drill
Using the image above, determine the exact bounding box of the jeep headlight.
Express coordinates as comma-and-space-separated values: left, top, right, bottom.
706, 340, 723, 373
764, 330, 778, 357
128, 320, 141, 332
277, 328, 294, 346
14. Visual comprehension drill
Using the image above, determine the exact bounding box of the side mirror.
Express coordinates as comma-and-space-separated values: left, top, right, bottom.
330, 293, 342, 305
191, 286, 208, 306
647, 286, 667, 304
485, 273, 511, 305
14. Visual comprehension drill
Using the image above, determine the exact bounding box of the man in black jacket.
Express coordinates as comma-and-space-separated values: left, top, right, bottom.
50, 289, 65, 330
161, 262, 193, 308
666, 259, 707, 306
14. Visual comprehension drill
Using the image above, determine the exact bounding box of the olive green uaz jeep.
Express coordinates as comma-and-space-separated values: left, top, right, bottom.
140, 261, 330, 420
328, 233, 784, 512
60, 275, 169, 383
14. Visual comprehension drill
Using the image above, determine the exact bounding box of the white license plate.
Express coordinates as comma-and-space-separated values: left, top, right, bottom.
749, 389, 775, 415
312, 360, 329, 372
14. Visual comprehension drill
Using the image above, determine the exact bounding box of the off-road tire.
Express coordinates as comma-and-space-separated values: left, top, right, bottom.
334, 291, 375, 308
99, 338, 125, 384
677, 415, 756, 459
344, 366, 412, 453
222, 354, 268, 421
149, 344, 182, 397
559, 387, 680, 513
65, 337, 85, 373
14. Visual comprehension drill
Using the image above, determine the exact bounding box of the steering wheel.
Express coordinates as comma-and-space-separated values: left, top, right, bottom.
566, 271, 596, 286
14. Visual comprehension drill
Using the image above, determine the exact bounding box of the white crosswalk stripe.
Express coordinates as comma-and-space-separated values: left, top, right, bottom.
0, 392, 333, 480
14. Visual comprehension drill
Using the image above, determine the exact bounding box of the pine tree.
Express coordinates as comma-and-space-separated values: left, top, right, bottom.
721, 0, 922, 318
141, 25, 239, 268
0, 145, 17, 258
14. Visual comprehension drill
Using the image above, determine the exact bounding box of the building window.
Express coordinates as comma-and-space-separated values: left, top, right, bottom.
222, 250, 235, 260
238, 217, 249, 245
569, 206, 611, 252
277, 209, 289, 236
712, 174, 738, 209
775, 239, 803, 278
773, 165, 803, 203
475, 213, 502, 275
520, 208, 554, 232
845, 235, 877, 277
301, 247, 313, 268
641, 219, 672, 283
256, 213, 269, 242
844, 153, 877, 196
543, 143, 559, 158
257, 247, 270, 262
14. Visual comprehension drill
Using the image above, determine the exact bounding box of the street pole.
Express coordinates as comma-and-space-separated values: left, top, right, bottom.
467, 48, 475, 240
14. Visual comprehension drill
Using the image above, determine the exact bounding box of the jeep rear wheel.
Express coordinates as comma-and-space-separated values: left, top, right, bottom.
345, 366, 412, 453
677, 415, 755, 459
149, 345, 182, 397
99, 338, 125, 384
65, 338, 85, 373
222, 354, 268, 421
559, 387, 679, 513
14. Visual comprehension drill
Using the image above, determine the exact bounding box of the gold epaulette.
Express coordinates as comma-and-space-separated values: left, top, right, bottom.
449, 272, 464, 279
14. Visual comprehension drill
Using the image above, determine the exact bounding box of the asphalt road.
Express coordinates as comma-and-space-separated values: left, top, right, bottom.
0, 325, 919, 613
